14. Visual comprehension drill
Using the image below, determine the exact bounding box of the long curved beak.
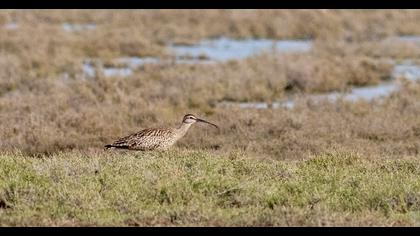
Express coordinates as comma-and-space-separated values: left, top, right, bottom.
196, 118, 219, 129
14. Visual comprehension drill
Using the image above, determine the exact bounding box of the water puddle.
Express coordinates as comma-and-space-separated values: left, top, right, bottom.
219, 101, 291, 110
82, 62, 133, 78
3, 22, 97, 32
169, 37, 312, 62
62, 23, 96, 32
220, 61, 420, 110
3, 22, 18, 30
77, 36, 420, 106
80, 35, 417, 78
80, 38, 312, 77
386, 35, 420, 44
392, 61, 420, 81
306, 83, 399, 103
114, 57, 160, 68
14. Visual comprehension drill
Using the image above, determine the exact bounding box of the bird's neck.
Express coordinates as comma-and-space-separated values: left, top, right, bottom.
176, 122, 192, 138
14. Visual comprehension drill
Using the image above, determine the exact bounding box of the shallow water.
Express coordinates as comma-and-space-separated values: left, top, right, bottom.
3, 22, 18, 29
331, 83, 398, 102
81, 57, 215, 77
83, 35, 418, 77
391, 35, 420, 44
3, 22, 96, 31
169, 37, 312, 62
79, 37, 420, 106
81, 38, 312, 77
114, 57, 160, 68
222, 61, 420, 110
220, 100, 295, 110
392, 61, 420, 81
103, 67, 133, 77
62, 23, 96, 32
82, 62, 134, 77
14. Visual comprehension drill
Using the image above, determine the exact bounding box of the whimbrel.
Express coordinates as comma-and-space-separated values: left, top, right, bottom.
105, 114, 218, 151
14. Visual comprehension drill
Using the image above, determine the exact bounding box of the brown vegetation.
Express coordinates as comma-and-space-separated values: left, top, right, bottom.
0, 10, 420, 226
0, 10, 419, 158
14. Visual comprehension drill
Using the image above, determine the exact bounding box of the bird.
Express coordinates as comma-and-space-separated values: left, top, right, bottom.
104, 114, 219, 151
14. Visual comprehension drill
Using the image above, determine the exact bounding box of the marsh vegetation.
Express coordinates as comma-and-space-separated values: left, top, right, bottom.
0, 10, 419, 226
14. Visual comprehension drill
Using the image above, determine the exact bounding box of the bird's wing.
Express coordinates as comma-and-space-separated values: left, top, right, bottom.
107, 133, 135, 149
111, 128, 173, 150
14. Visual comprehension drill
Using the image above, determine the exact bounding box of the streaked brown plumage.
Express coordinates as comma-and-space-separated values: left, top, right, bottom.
105, 114, 218, 151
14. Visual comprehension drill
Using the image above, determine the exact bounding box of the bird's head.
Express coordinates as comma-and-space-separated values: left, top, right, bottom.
182, 114, 219, 129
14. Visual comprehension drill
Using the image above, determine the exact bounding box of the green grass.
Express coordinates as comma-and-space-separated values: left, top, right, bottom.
0, 149, 419, 226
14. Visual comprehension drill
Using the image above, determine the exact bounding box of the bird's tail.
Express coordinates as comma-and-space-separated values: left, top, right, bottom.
104, 144, 129, 150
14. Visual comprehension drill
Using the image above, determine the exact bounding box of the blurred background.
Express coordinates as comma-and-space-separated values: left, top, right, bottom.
0, 9, 419, 159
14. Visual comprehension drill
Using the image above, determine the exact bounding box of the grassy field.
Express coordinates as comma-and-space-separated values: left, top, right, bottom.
1, 150, 419, 226
0, 10, 420, 226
